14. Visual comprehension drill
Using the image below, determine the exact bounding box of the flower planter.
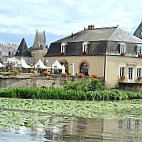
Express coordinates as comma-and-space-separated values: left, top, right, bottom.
81, 52, 86, 55
77, 73, 84, 78
91, 74, 97, 78
121, 52, 125, 56
61, 73, 67, 77
60, 52, 64, 56
138, 54, 142, 58
138, 76, 142, 80
120, 75, 125, 80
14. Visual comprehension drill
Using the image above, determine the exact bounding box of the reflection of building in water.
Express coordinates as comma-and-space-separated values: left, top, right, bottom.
103, 118, 142, 141
44, 117, 104, 142
44, 117, 142, 142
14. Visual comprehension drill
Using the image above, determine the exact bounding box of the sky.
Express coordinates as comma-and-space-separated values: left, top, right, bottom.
0, 0, 142, 47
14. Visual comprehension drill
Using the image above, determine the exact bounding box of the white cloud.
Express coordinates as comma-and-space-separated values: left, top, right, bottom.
33, 0, 46, 4
106, 0, 115, 3
82, 5, 91, 14
63, 0, 74, 5
0, 0, 141, 38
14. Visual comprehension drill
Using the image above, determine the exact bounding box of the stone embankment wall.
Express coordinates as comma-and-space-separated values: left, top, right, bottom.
0, 73, 98, 89
0, 72, 142, 93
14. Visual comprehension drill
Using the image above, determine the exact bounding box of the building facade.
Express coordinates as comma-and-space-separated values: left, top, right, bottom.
45, 25, 142, 89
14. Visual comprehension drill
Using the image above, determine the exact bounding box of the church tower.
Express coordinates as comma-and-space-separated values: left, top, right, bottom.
31, 30, 47, 58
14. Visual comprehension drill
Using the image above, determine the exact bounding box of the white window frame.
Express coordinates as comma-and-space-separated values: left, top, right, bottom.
128, 66, 134, 82
137, 68, 142, 78
82, 42, 88, 52
136, 44, 142, 55
120, 43, 126, 54
61, 43, 66, 53
119, 67, 125, 78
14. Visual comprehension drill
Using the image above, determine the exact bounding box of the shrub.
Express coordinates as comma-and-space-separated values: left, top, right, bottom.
0, 88, 141, 101
85, 78, 105, 91
63, 79, 88, 91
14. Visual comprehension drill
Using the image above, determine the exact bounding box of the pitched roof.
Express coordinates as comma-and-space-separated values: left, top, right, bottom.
110, 28, 142, 43
15, 38, 31, 57
133, 21, 142, 39
55, 27, 117, 43
46, 26, 142, 57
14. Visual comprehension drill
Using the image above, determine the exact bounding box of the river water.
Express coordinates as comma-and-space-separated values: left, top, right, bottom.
0, 114, 142, 142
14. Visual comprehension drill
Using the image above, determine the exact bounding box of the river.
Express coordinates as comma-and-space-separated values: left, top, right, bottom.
0, 113, 141, 142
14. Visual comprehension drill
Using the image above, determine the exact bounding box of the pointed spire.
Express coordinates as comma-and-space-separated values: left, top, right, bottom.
15, 38, 31, 57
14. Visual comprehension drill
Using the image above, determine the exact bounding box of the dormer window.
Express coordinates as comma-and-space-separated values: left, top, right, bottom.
120, 43, 126, 56
60, 43, 66, 55
136, 44, 142, 57
82, 42, 88, 55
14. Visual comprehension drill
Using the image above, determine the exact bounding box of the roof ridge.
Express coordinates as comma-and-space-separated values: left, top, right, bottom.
54, 30, 84, 43
108, 26, 118, 41
94, 26, 117, 30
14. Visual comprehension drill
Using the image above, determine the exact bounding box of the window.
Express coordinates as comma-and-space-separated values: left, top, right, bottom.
120, 67, 125, 77
137, 68, 142, 77
82, 42, 88, 52
8, 51, 11, 56
61, 43, 66, 53
119, 43, 126, 54
128, 67, 133, 80
136, 44, 142, 55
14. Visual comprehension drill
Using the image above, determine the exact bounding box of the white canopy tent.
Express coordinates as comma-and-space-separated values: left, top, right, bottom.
0, 63, 5, 68
34, 59, 47, 69
15, 58, 32, 68
48, 60, 65, 73
4, 57, 20, 64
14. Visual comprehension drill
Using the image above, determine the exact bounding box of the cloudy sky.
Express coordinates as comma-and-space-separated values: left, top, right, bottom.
0, 0, 142, 46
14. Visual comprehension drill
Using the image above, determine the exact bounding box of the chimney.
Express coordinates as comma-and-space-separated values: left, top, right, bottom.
88, 25, 95, 30
71, 33, 74, 38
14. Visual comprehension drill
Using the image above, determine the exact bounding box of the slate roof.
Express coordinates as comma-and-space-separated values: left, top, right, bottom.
133, 21, 142, 39
0, 42, 19, 57
15, 38, 31, 57
45, 26, 142, 57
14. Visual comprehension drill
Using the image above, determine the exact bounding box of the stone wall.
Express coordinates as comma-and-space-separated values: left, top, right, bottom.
0, 73, 98, 89
0, 72, 142, 93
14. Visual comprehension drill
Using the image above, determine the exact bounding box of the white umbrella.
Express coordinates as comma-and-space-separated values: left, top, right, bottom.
34, 59, 47, 69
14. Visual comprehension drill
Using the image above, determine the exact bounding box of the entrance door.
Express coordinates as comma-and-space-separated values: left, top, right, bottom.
80, 62, 88, 76
128, 67, 133, 81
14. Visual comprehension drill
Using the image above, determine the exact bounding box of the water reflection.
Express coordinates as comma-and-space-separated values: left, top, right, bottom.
1, 116, 142, 142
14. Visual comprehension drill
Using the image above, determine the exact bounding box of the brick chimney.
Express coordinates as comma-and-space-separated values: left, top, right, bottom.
88, 25, 95, 30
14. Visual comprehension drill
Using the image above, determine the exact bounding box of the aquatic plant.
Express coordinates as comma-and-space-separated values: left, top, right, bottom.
0, 87, 141, 101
